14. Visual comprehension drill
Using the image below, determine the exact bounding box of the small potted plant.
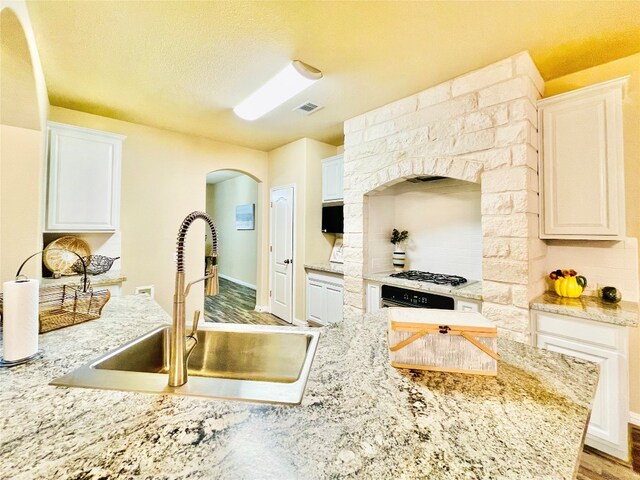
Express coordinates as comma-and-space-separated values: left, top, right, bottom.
390, 228, 409, 272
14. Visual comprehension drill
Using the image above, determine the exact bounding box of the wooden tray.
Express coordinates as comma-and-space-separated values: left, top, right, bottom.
43, 237, 91, 276
388, 308, 499, 376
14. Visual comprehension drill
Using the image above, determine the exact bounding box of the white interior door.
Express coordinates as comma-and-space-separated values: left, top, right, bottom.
270, 186, 294, 323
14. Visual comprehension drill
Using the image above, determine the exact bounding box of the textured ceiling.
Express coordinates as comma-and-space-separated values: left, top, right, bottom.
26, 1, 640, 151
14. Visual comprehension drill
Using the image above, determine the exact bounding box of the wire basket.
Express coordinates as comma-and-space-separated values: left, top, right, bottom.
0, 249, 111, 333
0, 284, 111, 333
72, 255, 120, 275
38, 284, 111, 333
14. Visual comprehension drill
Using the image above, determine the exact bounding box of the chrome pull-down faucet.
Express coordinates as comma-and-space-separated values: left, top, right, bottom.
168, 211, 219, 387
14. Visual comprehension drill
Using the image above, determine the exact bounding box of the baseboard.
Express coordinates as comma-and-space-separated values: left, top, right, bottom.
629, 412, 640, 427
218, 273, 256, 290
252, 306, 308, 326
587, 434, 629, 462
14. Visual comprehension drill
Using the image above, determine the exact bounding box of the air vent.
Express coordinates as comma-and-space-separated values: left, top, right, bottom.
406, 176, 447, 183
293, 101, 324, 115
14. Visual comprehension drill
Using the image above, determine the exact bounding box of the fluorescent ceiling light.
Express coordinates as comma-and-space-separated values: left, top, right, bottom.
233, 60, 322, 121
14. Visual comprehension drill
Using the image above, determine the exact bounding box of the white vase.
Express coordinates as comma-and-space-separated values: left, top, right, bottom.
392, 249, 406, 272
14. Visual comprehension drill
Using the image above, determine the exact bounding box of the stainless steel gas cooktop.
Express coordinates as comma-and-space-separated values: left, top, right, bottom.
389, 270, 468, 287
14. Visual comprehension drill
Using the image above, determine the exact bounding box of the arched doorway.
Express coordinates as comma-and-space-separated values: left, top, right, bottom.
0, 7, 45, 285
203, 169, 286, 325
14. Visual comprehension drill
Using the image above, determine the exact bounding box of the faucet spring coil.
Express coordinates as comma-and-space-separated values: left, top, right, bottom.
176, 211, 218, 273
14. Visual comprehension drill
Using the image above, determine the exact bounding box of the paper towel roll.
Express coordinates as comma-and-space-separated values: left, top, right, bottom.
2, 279, 39, 361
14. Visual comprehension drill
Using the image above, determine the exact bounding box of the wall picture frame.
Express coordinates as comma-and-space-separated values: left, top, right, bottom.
235, 203, 255, 230
330, 236, 344, 264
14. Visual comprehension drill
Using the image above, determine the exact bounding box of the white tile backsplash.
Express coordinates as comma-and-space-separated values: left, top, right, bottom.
545, 238, 639, 302
367, 179, 482, 279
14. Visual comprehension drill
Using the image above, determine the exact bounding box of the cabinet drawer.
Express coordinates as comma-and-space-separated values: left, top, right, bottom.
456, 299, 481, 313
534, 310, 624, 351
307, 271, 343, 287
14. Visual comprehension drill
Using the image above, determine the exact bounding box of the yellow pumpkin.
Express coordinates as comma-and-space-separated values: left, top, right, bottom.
554, 276, 586, 298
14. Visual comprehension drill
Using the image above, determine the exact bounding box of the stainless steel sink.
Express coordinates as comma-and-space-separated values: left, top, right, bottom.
51, 324, 321, 405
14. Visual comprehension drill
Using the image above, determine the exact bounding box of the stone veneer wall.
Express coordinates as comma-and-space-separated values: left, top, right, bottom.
342, 52, 547, 342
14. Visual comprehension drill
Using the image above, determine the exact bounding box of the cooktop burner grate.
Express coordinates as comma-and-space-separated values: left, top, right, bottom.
389, 270, 468, 287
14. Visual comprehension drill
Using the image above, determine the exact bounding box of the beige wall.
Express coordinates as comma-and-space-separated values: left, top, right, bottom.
268, 139, 307, 321
268, 138, 337, 321
0, 125, 43, 283
206, 175, 258, 288
304, 139, 338, 266
544, 52, 640, 412
48, 106, 269, 317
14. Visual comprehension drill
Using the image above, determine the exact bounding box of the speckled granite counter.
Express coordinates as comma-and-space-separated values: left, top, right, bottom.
0, 295, 597, 479
531, 292, 639, 328
304, 262, 344, 275
40, 270, 126, 289
365, 271, 483, 301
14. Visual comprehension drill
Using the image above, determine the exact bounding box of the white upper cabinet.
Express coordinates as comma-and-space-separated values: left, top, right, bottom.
538, 77, 628, 240
46, 122, 125, 232
322, 154, 344, 203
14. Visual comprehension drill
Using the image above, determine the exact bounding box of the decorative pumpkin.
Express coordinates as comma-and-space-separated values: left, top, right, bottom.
553, 275, 588, 298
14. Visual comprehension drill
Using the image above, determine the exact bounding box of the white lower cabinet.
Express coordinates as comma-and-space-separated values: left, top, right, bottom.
456, 299, 481, 312
533, 310, 629, 460
306, 271, 343, 325
366, 283, 381, 313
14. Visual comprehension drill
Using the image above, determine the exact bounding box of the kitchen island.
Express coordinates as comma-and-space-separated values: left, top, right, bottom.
0, 295, 598, 479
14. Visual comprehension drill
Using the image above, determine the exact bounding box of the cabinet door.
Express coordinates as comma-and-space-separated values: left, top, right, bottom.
537, 333, 627, 459
307, 281, 325, 324
47, 123, 124, 231
325, 284, 344, 324
539, 79, 626, 239
367, 283, 381, 313
322, 155, 344, 202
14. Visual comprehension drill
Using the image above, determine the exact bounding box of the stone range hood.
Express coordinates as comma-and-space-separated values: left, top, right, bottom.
342, 52, 547, 342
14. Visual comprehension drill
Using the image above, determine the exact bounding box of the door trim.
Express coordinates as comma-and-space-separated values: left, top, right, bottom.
269, 184, 296, 323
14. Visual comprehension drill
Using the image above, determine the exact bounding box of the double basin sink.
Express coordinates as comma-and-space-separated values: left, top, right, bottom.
51, 323, 321, 405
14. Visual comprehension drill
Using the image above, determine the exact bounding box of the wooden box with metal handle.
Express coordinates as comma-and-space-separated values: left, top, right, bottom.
387, 308, 499, 376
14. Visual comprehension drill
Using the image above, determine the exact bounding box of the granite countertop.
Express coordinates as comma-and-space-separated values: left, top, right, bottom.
0, 295, 597, 479
304, 262, 344, 275
365, 271, 483, 301
40, 270, 126, 289
531, 291, 639, 327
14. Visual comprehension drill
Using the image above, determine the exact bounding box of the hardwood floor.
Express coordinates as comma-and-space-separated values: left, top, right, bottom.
207, 278, 640, 478
578, 446, 640, 480
204, 277, 288, 326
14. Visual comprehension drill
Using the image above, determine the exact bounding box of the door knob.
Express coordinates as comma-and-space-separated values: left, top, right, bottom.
284, 259, 291, 264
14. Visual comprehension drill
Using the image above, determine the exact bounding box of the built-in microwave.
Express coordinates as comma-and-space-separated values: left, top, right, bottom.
321, 205, 343, 233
